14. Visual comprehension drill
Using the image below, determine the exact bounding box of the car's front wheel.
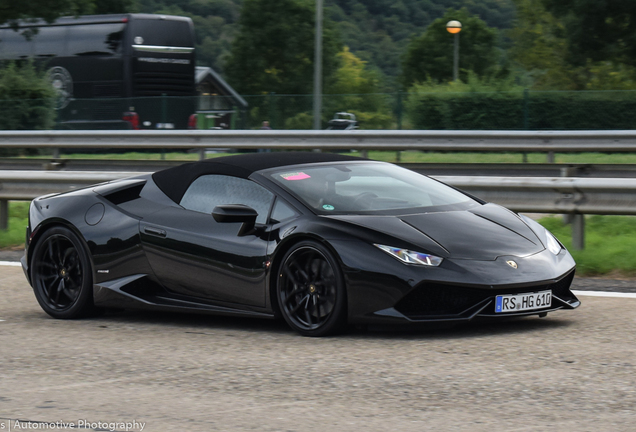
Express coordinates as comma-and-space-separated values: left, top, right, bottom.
30, 226, 99, 319
277, 241, 347, 337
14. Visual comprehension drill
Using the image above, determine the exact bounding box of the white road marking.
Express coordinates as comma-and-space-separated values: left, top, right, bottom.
0, 261, 22, 267
572, 290, 636, 299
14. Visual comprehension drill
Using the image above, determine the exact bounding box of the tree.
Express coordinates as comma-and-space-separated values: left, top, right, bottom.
541, 0, 636, 68
323, 47, 392, 129
508, 0, 636, 90
0, 0, 133, 35
507, 0, 576, 89
224, 0, 343, 128
285, 46, 392, 129
401, 8, 499, 87
0, 62, 55, 149
225, 0, 342, 97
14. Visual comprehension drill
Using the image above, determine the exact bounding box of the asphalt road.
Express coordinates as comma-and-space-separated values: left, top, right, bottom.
1, 265, 636, 432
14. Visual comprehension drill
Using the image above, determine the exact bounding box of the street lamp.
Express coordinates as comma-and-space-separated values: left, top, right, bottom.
313, 0, 323, 130
446, 20, 462, 82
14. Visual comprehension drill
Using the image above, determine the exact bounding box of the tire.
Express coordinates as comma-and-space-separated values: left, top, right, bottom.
30, 226, 99, 319
276, 241, 347, 337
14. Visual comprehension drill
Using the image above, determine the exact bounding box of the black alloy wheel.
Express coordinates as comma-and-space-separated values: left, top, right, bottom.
31, 226, 98, 319
277, 241, 346, 336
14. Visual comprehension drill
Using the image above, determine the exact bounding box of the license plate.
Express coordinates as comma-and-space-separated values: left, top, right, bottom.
495, 290, 552, 313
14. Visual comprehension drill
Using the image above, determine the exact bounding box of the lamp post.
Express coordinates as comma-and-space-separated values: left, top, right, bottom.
313, 0, 323, 130
446, 20, 462, 82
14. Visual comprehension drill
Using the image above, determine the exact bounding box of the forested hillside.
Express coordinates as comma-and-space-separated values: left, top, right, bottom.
136, 0, 515, 82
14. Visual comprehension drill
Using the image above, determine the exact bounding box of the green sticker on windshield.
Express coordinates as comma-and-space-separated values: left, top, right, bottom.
322, 204, 335, 211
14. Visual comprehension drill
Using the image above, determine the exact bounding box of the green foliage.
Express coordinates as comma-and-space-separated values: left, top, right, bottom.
0, 0, 518, 87
225, 0, 341, 96
541, 0, 636, 68
401, 8, 500, 87
507, 0, 575, 89
405, 76, 524, 129
137, 0, 240, 73
406, 77, 636, 130
0, 62, 55, 132
0, 0, 91, 28
509, 0, 636, 90
285, 112, 313, 130
225, 0, 342, 126
328, 0, 515, 81
324, 47, 392, 129
273, 47, 393, 129
134, 0, 515, 83
0, 201, 29, 249
0, 0, 134, 36
539, 215, 636, 276
584, 62, 636, 90
92, 0, 136, 14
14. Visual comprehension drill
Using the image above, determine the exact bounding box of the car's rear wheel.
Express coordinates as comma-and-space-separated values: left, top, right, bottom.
30, 226, 99, 319
277, 241, 346, 337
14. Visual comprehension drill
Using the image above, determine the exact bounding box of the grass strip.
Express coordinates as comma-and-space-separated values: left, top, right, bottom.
0, 201, 29, 250
539, 215, 636, 277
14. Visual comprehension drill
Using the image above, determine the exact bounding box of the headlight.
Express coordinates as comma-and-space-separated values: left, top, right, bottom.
374, 244, 443, 267
519, 214, 563, 255
545, 230, 563, 255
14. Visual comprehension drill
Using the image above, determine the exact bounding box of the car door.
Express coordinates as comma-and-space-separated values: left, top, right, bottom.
140, 175, 275, 308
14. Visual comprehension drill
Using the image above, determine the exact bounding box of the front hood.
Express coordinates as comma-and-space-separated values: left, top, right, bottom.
330, 204, 545, 260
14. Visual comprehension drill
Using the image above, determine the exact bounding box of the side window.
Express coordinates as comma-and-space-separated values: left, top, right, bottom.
270, 199, 298, 224
34, 26, 68, 57
67, 24, 125, 56
180, 175, 274, 224
0, 28, 34, 59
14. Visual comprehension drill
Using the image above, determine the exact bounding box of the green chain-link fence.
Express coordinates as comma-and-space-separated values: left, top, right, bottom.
3, 90, 636, 131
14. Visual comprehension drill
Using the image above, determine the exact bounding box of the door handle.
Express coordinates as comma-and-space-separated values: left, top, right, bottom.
144, 226, 167, 237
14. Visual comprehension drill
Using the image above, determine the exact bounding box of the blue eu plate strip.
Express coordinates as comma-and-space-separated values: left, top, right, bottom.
495, 296, 503, 313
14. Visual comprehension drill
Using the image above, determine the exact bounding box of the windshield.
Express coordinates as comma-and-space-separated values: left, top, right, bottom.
264, 161, 479, 215
129, 19, 194, 47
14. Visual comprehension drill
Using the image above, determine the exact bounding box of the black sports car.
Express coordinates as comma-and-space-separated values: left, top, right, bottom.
22, 153, 579, 336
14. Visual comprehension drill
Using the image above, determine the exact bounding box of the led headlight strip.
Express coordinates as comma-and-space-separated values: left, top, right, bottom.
374, 244, 443, 267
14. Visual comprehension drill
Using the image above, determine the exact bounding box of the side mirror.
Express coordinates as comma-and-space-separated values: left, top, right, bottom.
212, 204, 258, 236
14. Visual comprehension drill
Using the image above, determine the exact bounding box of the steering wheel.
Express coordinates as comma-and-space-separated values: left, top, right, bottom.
351, 192, 378, 209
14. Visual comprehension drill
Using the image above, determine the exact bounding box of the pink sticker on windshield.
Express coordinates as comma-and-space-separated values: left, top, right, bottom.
281, 172, 311, 181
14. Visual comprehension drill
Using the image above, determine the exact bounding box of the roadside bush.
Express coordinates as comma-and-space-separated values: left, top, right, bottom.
0, 61, 55, 132
406, 78, 636, 130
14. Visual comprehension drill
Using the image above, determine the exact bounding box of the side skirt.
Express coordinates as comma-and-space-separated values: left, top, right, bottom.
93, 274, 275, 319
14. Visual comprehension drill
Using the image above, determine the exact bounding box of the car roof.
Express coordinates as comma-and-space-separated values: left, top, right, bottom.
152, 152, 365, 204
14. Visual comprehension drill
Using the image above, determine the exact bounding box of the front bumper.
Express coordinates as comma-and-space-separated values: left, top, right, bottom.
20, 253, 30, 284
371, 270, 578, 323
333, 240, 579, 325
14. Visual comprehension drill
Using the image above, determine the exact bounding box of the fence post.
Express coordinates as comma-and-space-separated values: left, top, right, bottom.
396, 91, 403, 130
269, 92, 276, 129
522, 89, 529, 163
395, 92, 403, 161
161, 94, 167, 160
230, 106, 237, 130
572, 214, 585, 250
0, 200, 8, 231
561, 167, 575, 225
523, 88, 529, 130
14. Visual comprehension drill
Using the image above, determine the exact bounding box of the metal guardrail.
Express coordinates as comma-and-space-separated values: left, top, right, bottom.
1, 170, 635, 249
4, 158, 636, 178
0, 171, 145, 200
3, 130, 636, 154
